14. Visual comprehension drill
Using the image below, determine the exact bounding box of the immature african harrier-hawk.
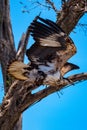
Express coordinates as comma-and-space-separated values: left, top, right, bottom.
8, 17, 79, 85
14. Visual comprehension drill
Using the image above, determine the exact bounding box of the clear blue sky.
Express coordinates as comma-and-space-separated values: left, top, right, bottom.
0, 0, 87, 130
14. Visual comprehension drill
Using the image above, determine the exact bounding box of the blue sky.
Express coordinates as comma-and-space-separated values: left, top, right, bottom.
0, 0, 87, 130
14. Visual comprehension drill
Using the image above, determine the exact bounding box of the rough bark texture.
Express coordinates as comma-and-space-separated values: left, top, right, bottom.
0, 0, 87, 130
0, 0, 21, 130
0, 0, 16, 92
57, 0, 86, 34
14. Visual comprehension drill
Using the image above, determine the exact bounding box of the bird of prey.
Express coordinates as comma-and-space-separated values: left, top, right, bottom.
8, 17, 79, 86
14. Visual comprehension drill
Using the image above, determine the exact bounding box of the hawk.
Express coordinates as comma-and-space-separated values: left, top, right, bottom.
8, 17, 79, 86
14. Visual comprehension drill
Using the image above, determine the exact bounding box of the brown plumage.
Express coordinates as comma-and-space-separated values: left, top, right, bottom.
8, 17, 79, 85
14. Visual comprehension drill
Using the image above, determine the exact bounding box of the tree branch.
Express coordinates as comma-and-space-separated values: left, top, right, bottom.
46, 0, 58, 13
16, 16, 40, 61
57, 0, 86, 34
16, 33, 29, 61
16, 28, 30, 61
0, 0, 16, 92
0, 0, 87, 129
0, 72, 87, 130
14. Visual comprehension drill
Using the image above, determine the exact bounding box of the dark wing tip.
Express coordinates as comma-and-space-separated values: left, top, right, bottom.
29, 16, 66, 39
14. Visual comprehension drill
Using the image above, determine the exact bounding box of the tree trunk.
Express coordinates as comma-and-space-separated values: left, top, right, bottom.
0, 0, 87, 130
0, 0, 22, 130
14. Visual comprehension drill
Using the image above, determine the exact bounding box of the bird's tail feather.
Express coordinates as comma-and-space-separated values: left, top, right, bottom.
8, 61, 29, 80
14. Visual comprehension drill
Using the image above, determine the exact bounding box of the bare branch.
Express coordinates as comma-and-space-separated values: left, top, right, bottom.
57, 0, 86, 34
46, 0, 58, 12
16, 32, 30, 61
36, 1, 51, 10
16, 16, 39, 61
0, 72, 87, 129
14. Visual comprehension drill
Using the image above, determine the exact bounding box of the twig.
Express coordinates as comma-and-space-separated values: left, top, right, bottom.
37, 1, 51, 10
46, 0, 58, 13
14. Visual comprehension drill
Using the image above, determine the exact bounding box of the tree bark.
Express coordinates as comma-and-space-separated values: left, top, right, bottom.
0, 0, 22, 130
0, 0, 16, 92
57, 0, 86, 34
0, 73, 87, 130
0, 0, 87, 130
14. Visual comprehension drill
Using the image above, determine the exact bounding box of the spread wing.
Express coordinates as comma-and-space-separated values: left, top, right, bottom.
26, 17, 76, 69
8, 17, 78, 81
26, 17, 67, 64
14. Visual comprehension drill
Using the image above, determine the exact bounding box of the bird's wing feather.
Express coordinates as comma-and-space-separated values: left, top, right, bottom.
27, 17, 76, 68
26, 17, 68, 63
29, 17, 66, 48
8, 17, 77, 81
